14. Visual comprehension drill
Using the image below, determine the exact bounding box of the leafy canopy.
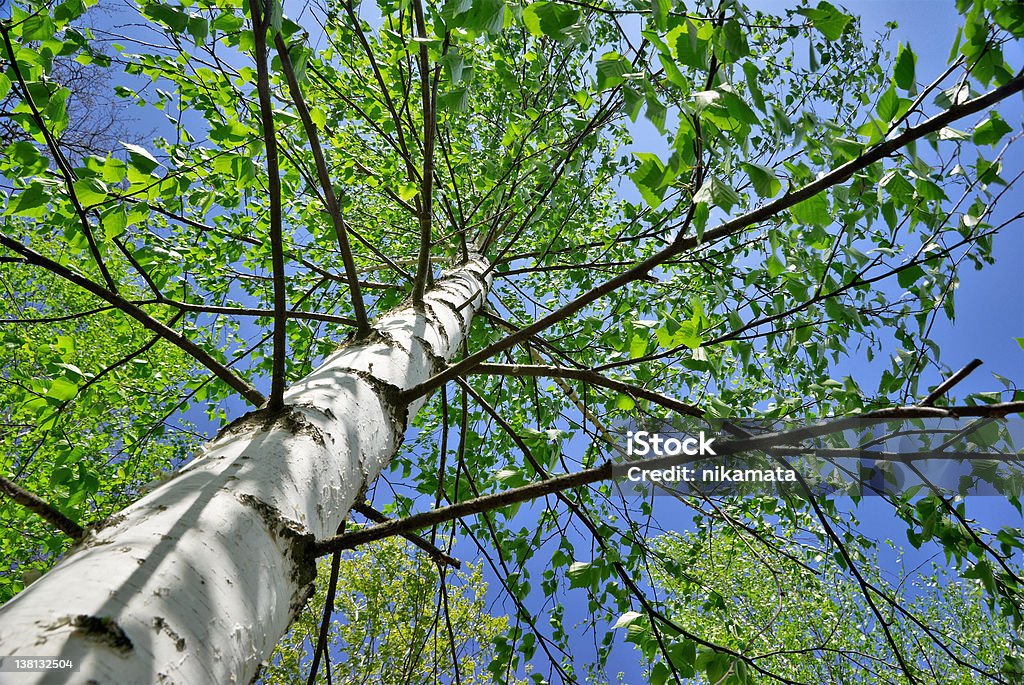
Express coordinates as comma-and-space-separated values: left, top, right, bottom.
1, 0, 1023, 681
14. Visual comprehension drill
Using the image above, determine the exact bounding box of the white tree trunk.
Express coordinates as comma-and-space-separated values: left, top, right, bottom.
0, 256, 491, 684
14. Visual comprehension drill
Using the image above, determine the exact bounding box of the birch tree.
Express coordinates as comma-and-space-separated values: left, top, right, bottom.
1, 0, 1023, 682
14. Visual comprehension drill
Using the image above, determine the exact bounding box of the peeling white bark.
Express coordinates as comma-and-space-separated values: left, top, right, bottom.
0, 256, 491, 684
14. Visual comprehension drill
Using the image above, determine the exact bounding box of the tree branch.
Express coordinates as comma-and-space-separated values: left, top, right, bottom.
0, 476, 84, 540
246, 0, 287, 409
0, 233, 266, 406
351, 502, 461, 568
410, 0, 439, 306
274, 34, 370, 337
921, 358, 984, 406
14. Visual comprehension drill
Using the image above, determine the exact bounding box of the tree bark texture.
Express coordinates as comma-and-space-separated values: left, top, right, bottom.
0, 255, 491, 684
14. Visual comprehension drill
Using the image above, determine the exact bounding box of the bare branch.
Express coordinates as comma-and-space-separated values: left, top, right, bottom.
921, 358, 984, 406
246, 0, 287, 409
274, 33, 370, 337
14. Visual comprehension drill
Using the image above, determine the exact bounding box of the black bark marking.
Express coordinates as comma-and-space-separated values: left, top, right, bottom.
411, 334, 447, 375
69, 615, 134, 655
364, 326, 410, 353
153, 616, 186, 652
235, 493, 318, 608
216, 405, 328, 447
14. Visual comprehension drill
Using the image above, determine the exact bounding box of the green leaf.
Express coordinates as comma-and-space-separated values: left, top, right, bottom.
46, 377, 79, 402
567, 561, 596, 587
693, 175, 740, 213
613, 611, 643, 629
893, 42, 916, 91
102, 205, 128, 241
790, 192, 830, 227
596, 52, 630, 91
880, 169, 915, 202
897, 264, 925, 288
877, 85, 899, 122
741, 162, 781, 198
213, 12, 244, 32
121, 142, 161, 175
657, 319, 702, 349
6, 141, 49, 175
719, 90, 759, 126
669, 19, 710, 69
187, 16, 209, 46
797, 1, 853, 41
397, 183, 419, 202
522, 1, 580, 40
459, 0, 506, 35
742, 62, 766, 112
716, 20, 749, 62
73, 178, 109, 207
629, 152, 672, 209
438, 87, 469, 113
7, 182, 49, 217
629, 330, 648, 358
615, 394, 636, 411
22, 15, 56, 41
766, 253, 786, 278
142, 2, 189, 32
644, 93, 667, 134
650, 0, 670, 30
45, 88, 71, 133
973, 113, 1012, 146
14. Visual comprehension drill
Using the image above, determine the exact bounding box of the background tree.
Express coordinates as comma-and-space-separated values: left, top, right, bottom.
0, 0, 1022, 682
637, 513, 1023, 683
0, 0, 144, 158
259, 537, 518, 685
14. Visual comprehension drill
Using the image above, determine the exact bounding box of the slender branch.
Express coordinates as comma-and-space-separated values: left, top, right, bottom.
921, 358, 983, 406
0, 304, 117, 324
340, 0, 416, 177
0, 233, 266, 406
274, 34, 370, 337
351, 502, 461, 568
246, 0, 287, 409
158, 299, 358, 327
306, 522, 343, 685
410, 0, 437, 306
314, 462, 613, 556
0, 476, 84, 540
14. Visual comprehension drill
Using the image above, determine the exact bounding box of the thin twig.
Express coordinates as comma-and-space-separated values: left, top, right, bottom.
921, 358, 983, 406
306, 521, 343, 685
